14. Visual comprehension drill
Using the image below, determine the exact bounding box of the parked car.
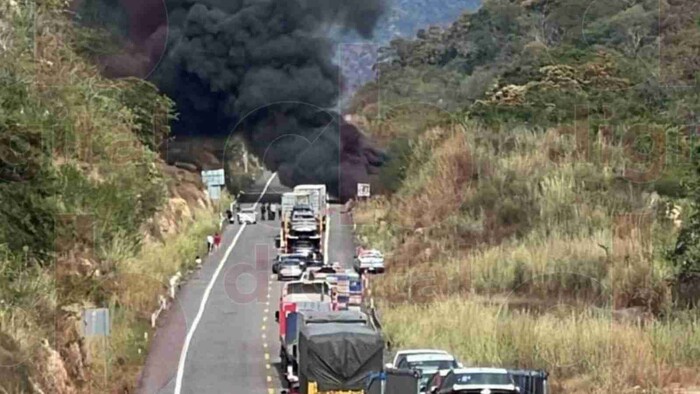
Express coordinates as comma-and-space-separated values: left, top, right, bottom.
432, 368, 519, 394
292, 240, 316, 257
277, 258, 306, 281
236, 207, 257, 224
388, 349, 451, 369
273, 253, 308, 274
353, 249, 385, 273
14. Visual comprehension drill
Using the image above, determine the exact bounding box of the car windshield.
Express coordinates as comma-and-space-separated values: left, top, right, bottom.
408, 360, 457, 370
282, 259, 302, 266
454, 372, 512, 385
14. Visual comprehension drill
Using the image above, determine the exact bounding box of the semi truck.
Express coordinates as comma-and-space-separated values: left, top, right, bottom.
279, 191, 323, 254
278, 301, 334, 386
294, 311, 384, 394
280, 310, 372, 388
277, 280, 335, 380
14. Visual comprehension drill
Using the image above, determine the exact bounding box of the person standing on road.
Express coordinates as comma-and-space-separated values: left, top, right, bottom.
260, 203, 267, 221
277, 204, 281, 219
206, 234, 214, 254
213, 232, 222, 249
269, 202, 277, 220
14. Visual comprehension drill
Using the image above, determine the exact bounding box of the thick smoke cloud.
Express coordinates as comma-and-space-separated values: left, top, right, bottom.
77, 0, 388, 200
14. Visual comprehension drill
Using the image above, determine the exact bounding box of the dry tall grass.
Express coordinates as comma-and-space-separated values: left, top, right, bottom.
381, 297, 700, 393
357, 123, 698, 390
86, 204, 221, 391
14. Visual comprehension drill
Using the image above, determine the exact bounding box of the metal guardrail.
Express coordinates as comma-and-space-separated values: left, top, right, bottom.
368, 305, 382, 331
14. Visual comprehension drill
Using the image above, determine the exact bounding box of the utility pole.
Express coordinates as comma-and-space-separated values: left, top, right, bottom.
243, 147, 249, 174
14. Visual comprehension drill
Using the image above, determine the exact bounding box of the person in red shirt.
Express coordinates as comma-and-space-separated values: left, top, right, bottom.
213, 232, 222, 249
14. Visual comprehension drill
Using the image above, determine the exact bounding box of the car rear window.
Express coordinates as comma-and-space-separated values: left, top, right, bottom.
407, 360, 457, 370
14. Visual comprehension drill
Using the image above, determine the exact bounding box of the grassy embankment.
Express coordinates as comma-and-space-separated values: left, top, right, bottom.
356, 125, 700, 392
0, 2, 226, 392
352, 0, 700, 391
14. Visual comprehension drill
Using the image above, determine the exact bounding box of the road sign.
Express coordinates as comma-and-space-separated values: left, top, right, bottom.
357, 183, 370, 198
83, 308, 110, 337
208, 184, 221, 200
201, 169, 225, 186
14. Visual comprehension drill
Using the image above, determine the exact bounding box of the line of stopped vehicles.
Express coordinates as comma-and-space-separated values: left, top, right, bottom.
252, 185, 548, 394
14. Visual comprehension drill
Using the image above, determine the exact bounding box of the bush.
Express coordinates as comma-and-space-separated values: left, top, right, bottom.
378, 137, 413, 193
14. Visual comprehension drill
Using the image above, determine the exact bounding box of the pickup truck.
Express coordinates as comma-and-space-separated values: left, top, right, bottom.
277, 258, 306, 281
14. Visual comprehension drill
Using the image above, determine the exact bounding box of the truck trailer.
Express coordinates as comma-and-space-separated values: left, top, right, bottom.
293, 185, 328, 221
282, 192, 312, 220
280, 192, 323, 253
297, 317, 384, 394
281, 310, 372, 387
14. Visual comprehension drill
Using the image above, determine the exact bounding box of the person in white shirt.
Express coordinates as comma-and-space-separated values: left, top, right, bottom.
206, 235, 214, 254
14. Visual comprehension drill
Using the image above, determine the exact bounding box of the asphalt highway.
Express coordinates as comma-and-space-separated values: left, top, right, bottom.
137, 172, 356, 394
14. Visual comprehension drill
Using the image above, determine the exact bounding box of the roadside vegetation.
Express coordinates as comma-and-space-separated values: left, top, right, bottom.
0, 2, 223, 392
354, 0, 700, 391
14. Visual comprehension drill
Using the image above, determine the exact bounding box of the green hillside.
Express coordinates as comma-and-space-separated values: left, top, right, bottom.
354, 0, 700, 391
0, 2, 220, 392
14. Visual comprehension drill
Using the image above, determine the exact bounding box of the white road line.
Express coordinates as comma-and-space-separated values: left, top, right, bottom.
174, 173, 278, 394
323, 204, 331, 264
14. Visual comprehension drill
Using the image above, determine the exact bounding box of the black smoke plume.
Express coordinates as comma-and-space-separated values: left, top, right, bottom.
75, 0, 388, 200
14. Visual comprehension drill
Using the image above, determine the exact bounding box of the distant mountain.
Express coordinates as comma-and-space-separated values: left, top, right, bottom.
337, 0, 483, 107
374, 0, 483, 42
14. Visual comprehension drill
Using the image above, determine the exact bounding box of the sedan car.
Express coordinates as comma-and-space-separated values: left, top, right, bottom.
292, 240, 316, 258
353, 249, 385, 273
433, 368, 519, 394
277, 258, 306, 281
273, 252, 309, 274
236, 207, 257, 224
